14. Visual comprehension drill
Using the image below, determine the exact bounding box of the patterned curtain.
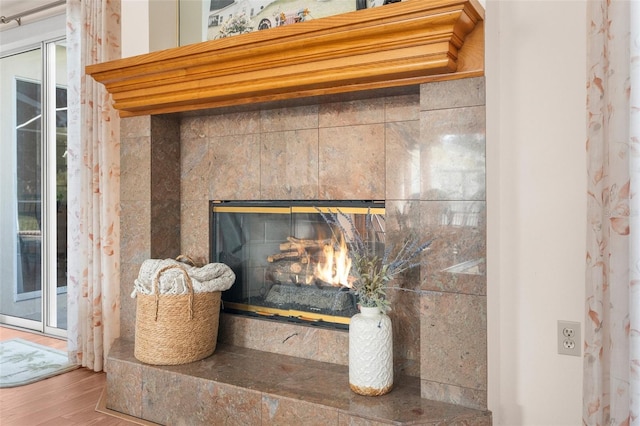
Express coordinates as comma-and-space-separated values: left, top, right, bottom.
66, 0, 121, 371
584, 0, 640, 424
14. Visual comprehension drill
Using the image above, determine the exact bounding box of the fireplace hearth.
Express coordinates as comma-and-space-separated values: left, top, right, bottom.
210, 200, 385, 328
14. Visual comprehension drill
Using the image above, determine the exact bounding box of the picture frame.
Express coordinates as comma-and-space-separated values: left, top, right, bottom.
204, 0, 404, 41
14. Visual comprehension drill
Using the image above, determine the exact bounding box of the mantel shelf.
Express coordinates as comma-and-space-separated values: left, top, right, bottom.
86, 0, 484, 117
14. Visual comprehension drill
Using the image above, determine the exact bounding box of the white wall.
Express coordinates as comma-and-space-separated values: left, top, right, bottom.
179, 0, 210, 46
121, 0, 150, 57
121, 0, 177, 57
486, 1, 586, 425
149, 0, 178, 52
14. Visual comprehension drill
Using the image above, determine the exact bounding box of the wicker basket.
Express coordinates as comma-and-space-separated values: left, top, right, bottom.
134, 264, 221, 365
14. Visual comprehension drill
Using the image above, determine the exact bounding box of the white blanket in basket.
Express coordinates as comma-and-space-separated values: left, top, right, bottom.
132, 258, 235, 296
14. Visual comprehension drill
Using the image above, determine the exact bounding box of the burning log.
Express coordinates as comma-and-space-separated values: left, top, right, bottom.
279, 242, 298, 251
268, 236, 329, 264
267, 237, 331, 263
267, 251, 309, 263
266, 235, 352, 287
267, 260, 306, 274
281, 236, 331, 251
265, 261, 314, 285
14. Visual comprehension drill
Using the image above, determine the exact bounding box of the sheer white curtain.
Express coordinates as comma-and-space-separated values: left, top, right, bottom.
66, 0, 121, 371
584, 0, 640, 424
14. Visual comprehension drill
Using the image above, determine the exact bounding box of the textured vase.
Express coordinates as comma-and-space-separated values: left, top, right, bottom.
349, 306, 393, 396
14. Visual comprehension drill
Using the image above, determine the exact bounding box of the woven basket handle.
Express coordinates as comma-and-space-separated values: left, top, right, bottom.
152, 264, 194, 321
176, 254, 202, 267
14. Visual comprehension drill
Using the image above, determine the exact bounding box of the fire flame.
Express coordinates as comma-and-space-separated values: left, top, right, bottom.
315, 233, 352, 287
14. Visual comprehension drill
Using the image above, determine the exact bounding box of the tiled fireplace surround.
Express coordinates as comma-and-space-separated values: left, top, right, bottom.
110, 77, 489, 425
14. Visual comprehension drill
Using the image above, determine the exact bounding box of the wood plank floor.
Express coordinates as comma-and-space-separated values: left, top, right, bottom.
0, 326, 140, 425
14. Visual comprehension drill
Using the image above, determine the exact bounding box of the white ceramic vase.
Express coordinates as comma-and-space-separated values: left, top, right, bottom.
348, 306, 393, 396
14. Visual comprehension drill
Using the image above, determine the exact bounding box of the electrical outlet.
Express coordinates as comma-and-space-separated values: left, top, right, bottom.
558, 320, 581, 356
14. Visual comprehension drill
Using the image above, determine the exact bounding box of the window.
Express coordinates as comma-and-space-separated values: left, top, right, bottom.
1, 39, 68, 336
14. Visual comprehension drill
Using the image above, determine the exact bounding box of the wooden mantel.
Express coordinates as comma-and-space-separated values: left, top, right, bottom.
87, 0, 484, 117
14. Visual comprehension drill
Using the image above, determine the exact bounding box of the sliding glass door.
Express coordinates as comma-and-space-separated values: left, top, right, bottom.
0, 39, 67, 337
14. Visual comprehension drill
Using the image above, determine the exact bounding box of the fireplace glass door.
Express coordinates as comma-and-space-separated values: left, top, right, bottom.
211, 201, 384, 328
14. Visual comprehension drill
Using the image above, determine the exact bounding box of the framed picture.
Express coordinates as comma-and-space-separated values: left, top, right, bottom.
205, 0, 404, 41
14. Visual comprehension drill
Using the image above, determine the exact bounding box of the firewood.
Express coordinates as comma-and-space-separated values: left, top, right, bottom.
267, 251, 301, 263
279, 242, 297, 251
286, 236, 332, 249
266, 261, 315, 285
266, 251, 309, 264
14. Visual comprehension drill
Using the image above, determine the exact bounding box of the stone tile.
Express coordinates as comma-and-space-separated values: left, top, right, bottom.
143, 369, 261, 426
385, 120, 420, 200
384, 200, 424, 378
261, 104, 319, 132
420, 292, 487, 394
217, 313, 248, 347
198, 381, 263, 425
338, 414, 394, 425
420, 201, 486, 295
218, 314, 349, 366
453, 416, 493, 426
120, 200, 150, 263
151, 117, 181, 202
210, 134, 261, 200
119, 262, 141, 341
140, 369, 184, 424
420, 106, 486, 201
181, 136, 212, 201
420, 77, 485, 111
319, 98, 385, 127
180, 115, 209, 140
262, 395, 340, 426
261, 129, 319, 199
384, 200, 422, 234
120, 136, 150, 202
105, 350, 143, 418
314, 327, 348, 365
142, 368, 262, 425
319, 124, 385, 200
338, 373, 488, 424
121, 116, 150, 138
421, 380, 487, 412
388, 286, 421, 378
206, 110, 261, 136
249, 319, 313, 359
456, 415, 493, 426
246, 317, 320, 360
150, 199, 180, 259
385, 94, 420, 122
384, 199, 425, 265
180, 199, 211, 263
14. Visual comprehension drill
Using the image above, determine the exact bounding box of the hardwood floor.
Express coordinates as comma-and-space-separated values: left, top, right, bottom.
0, 326, 141, 425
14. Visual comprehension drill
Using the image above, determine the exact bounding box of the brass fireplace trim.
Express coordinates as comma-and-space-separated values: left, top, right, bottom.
224, 302, 352, 325
212, 205, 385, 215
86, 0, 484, 117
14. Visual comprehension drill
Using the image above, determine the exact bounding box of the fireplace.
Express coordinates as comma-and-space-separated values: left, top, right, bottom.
210, 200, 384, 328
101, 0, 488, 415
111, 75, 488, 414
80, 0, 493, 421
